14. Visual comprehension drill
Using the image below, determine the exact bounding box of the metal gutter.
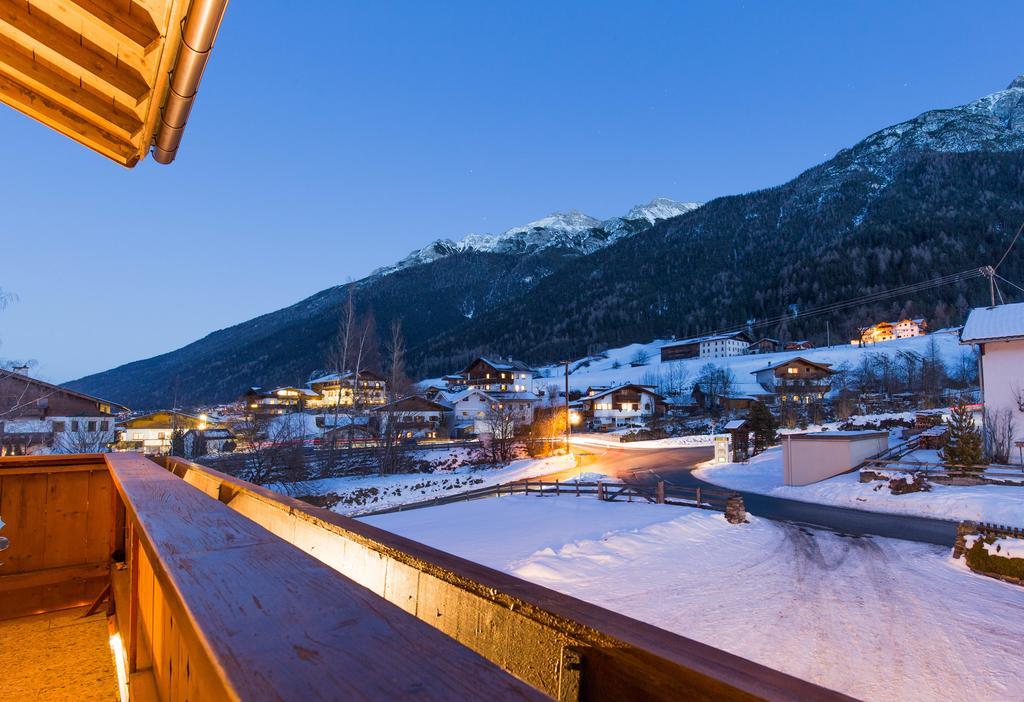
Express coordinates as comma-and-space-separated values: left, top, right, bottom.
152, 0, 229, 164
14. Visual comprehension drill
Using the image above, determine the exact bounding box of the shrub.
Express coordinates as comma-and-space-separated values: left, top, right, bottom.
965, 537, 1024, 583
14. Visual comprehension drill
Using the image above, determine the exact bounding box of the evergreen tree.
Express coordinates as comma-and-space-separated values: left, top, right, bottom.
169, 427, 186, 457
941, 402, 983, 468
747, 401, 778, 455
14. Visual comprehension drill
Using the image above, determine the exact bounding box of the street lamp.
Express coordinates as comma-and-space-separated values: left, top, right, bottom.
563, 360, 571, 455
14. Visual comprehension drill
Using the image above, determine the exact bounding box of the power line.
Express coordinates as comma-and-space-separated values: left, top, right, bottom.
994, 219, 1024, 271
995, 273, 1024, 298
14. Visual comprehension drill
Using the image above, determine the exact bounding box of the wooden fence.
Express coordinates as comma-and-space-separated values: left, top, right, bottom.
976, 522, 1024, 540
860, 458, 1024, 480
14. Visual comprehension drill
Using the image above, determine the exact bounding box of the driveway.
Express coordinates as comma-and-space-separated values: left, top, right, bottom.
562, 442, 959, 547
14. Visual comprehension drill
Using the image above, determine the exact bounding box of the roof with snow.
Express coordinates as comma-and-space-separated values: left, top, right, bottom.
662, 331, 753, 348
960, 302, 1024, 343
580, 383, 664, 402
459, 357, 534, 374
751, 356, 834, 374
308, 369, 386, 385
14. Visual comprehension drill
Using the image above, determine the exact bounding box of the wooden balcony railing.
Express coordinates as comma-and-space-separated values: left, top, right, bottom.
1, 452, 855, 701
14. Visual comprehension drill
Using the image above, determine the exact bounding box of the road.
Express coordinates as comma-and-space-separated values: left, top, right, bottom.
560, 443, 959, 547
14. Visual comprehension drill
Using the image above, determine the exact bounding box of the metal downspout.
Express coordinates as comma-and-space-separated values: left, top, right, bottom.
152, 0, 229, 164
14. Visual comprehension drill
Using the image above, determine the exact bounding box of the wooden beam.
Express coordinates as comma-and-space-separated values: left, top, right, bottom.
0, 0, 150, 100
0, 71, 138, 164
65, 0, 160, 48
0, 32, 143, 134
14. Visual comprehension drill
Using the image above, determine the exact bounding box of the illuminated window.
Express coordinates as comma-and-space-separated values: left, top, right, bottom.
787, 367, 798, 374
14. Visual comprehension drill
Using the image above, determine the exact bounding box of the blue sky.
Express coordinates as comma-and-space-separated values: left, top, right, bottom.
2, 1, 1022, 382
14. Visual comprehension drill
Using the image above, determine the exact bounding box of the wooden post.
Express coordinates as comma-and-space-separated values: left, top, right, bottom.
656, 481, 665, 504
575, 481, 580, 497
555, 480, 560, 496
695, 486, 701, 507
597, 481, 604, 501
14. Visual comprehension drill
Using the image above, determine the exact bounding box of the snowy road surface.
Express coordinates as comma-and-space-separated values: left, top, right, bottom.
566, 443, 960, 545
695, 446, 1024, 528
364, 497, 1024, 702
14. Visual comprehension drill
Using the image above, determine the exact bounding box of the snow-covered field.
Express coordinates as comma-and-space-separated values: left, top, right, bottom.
273, 454, 574, 516
695, 447, 1024, 527
363, 497, 1024, 702
530, 329, 967, 395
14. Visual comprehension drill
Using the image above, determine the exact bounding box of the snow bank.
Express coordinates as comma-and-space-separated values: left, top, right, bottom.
572, 434, 721, 449
273, 454, 575, 516
364, 496, 1024, 702
695, 447, 1024, 527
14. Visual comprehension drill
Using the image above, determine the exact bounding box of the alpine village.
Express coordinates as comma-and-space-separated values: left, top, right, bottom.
1, 5, 1023, 702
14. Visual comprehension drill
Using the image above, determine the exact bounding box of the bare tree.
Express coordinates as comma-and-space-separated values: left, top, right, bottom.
481, 400, 517, 464
322, 288, 374, 477
53, 425, 114, 454
375, 320, 413, 475
983, 408, 1016, 465
695, 364, 735, 415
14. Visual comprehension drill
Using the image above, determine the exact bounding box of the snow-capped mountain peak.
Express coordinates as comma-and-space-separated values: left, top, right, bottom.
623, 197, 702, 224
371, 197, 702, 277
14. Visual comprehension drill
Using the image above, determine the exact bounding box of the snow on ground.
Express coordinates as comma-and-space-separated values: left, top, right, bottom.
529, 329, 966, 395
273, 453, 575, 516
695, 447, 1024, 527
363, 496, 1024, 702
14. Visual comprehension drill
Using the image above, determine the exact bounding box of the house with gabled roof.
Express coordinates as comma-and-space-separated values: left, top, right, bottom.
576, 383, 667, 429
443, 387, 539, 437
961, 302, 1024, 463
660, 331, 754, 362
752, 357, 834, 407
307, 370, 387, 408
0, 370, 128, 455
372, 395, 453, 440
456, 357, 535, 393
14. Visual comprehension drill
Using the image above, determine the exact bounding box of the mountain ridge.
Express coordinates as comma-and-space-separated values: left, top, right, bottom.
65, 75, 1024, 409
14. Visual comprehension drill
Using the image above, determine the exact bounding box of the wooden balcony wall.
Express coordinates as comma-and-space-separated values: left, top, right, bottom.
161, 455, 852, 702
0, 454, 116, 619
1, 453, 547, 702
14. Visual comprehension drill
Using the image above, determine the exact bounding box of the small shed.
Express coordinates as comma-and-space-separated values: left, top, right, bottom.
723, 419, 750, 461
781, 430, 888, 486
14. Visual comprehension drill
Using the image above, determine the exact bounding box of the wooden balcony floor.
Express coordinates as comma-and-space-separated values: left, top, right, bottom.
0, 607, 118, 701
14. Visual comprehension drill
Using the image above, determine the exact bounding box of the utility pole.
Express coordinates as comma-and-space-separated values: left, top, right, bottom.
564, 360, 571, 455
826, 320, 830, 348
981, 265, 997, 307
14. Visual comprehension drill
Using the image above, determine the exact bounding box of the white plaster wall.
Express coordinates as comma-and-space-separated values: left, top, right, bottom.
980, 339, 1024, 463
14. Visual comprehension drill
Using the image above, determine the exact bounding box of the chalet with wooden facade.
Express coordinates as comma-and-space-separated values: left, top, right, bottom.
746, 338, 781, 354
456, 357, 535, 393
0, 371, 127, 455
752, 357, 835, 407
117, 410, 219, 454
372, 395, 453, 440
784, 340, 814, 351
307, 370, 388, 408
660, 331, 754, 362
577, 384, 667, 429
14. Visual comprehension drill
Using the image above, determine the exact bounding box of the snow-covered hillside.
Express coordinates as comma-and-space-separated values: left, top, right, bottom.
530, 328, 969, 396
372, 197, 701, 277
